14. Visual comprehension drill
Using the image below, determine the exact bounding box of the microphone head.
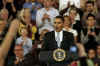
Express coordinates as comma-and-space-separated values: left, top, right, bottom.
70, 46, 77, 52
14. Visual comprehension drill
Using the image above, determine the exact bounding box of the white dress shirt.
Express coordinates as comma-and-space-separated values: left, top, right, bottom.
55, 30, 63, 47
63, 28, 78, 37
36, 7, 59, 34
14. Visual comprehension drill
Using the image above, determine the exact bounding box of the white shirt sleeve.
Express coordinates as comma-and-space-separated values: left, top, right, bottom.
36, 9, 44, 27
27, 39, 32, 50
15, 37, 22, 45
73, 30, 78, 37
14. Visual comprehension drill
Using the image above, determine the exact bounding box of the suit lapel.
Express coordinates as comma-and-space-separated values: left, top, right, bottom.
60, 31, 66, 48
52, 31, 58, 48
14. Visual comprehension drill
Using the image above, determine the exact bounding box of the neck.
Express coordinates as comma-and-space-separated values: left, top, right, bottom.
22, 36, 27, 39
64, 26, 70, 29
3, 20, 7, 22
45, 7, 50, 11
56, 30, 62, 32
88, 26, 94, 29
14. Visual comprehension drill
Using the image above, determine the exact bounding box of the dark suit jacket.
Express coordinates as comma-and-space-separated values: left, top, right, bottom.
42, 31, 74, 51
72, 20, 83, 42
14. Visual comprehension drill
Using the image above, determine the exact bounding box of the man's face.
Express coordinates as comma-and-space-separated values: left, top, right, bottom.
0, 10, 8, 20
69, 10, 77, 20
43, 0, 51, 8
54, 18, 63, 32
64, 17, 71, 27
97, 46, 100, 56
21, 29, 28, 37
14, 45, 24, 57
87, 16, 95, 27
96, 0, 100, 9
24, 9, 31, 23
88, 49, 96, 59
86, 3, 94, 12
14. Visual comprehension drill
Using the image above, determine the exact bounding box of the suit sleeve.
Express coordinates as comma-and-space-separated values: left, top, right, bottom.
68, 33, 75, 46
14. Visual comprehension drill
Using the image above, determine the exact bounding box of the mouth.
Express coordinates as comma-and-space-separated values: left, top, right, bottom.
55, 27, 59, 29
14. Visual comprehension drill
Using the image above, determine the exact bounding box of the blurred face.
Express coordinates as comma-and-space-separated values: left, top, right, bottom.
96, 0, 100, 9
86, 3, 94, 12
88, 49, 96, 59
24, 9, 31, 23
21, 29, 28, 37
87, 16, 95, 27
0, 9, 8, 20
14, 45, 24, 57
54, 18, 63, 32
97, 46, 100, 56
43, 0, 52, 8
69, 10, 77, 20
64, 17, 71, 27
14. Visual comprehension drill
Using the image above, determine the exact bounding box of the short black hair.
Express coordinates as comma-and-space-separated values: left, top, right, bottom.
86, 13, 95, 20
55, 15, 64, 22
86, 1, 94, 6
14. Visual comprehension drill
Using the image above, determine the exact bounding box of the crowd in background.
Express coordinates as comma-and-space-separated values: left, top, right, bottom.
0, 0, 100, 66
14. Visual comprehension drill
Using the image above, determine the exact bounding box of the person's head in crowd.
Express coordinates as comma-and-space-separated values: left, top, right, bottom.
54, 16, 64, 32
86, 13, 96, 27
96, 45, 100, 57
88, 49, 96, 59
21, 28, 28, 37
0, 9, 8, 32
96, 0, 100, 11
69, 8, 77, 21
43, 0, 52, 8
0, 8, 9, 21
50, 0, 54, 6
18, 8, 31, 23
63, 15, 78, 42
51, 0, 59, 9
23, 8, 31, 23
40, 29, 49, 41
64, 15, 71, 28
85, 1, 94, 12
50, 0, 58, 7
14, 45, 24, 58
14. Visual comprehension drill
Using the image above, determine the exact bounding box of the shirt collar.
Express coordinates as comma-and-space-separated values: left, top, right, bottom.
55, 30, 63, 41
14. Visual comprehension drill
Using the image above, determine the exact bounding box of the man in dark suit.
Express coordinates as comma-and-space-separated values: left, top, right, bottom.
42, 16, 75, 66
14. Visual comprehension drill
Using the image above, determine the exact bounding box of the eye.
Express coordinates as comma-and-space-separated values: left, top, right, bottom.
54, 22, 56, 24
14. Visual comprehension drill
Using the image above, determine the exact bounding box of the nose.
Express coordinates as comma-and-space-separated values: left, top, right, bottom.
54, 23, 58, 28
